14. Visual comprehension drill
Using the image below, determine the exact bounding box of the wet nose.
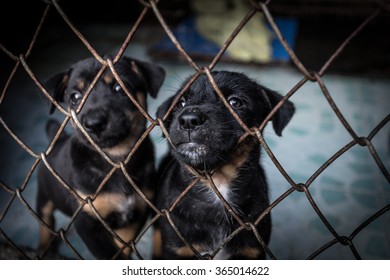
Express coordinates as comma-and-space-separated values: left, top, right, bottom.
178, 110, 205, 130
82, 112, 108, 135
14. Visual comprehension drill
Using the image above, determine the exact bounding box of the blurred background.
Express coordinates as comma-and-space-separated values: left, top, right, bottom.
1, 0, 389, 259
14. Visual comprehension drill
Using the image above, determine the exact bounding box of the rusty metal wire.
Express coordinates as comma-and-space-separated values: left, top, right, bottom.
1, 0, 389, 260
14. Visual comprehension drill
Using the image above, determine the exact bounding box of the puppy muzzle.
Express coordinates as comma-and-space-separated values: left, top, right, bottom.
79, 109, 133, 149
173, 108, 211, 168
82, 111, 108, 136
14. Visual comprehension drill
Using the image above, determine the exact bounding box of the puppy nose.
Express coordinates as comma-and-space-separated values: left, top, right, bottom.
82, 113, 107, 135
179, 110, 205, 130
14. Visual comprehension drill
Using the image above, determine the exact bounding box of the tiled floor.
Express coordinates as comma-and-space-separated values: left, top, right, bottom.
1, 23, 389, 259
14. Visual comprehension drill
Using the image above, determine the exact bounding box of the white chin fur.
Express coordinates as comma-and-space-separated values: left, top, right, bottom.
177, 143, 207, 164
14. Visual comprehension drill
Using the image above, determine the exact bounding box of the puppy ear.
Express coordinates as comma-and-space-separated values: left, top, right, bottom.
156, 95, 175, 134
42, 71, 70, 114
261, 86, 295, 136
130, 59, 166, 98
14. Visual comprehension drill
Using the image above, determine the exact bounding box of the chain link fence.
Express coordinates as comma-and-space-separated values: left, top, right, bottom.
1, 0, 389, 259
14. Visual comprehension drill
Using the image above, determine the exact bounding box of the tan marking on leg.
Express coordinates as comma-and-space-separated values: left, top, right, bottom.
174, 244, 204, 258
175, 246, 195, 257
113, 223, 138, 257
152, 228, 162, 258
39, 201, 55, 250
237, 247, 262, 259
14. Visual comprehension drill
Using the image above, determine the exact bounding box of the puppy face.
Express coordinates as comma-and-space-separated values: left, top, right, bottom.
157, 71, 295, 171
43, 56, 165, 152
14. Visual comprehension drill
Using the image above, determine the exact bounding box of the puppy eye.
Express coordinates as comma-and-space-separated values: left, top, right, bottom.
228, 96, 243, 108
113, 83, 122, 93
70, 92, 83, 104
179, 97, 187, 108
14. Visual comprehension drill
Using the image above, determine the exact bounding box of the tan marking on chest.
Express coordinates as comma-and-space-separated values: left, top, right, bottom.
78, 190, 150, 219
103, 106, 146, 159
102, 134, 135, 159
202, 140, 255, 191
209, 164, 238, 190
78, 191, 133, 218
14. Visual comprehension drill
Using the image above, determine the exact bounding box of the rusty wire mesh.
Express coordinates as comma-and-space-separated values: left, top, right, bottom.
1, 0, 390, 259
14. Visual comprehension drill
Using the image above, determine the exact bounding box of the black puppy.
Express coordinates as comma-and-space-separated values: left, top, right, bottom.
154, 71, 295, 259
37, 56, 165, 259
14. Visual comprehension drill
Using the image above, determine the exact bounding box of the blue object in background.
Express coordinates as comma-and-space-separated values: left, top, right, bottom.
151, 17, 221, 57
150, 16, 299, 62
269, 17, 298, 61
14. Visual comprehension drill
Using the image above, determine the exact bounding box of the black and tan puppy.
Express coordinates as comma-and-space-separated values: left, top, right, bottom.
37, 55, 165, 259
155, 71, 295, 259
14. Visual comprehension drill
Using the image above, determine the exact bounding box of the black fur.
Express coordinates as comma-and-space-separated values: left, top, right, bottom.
36, 55, 165, 259
155, 71, 295, 259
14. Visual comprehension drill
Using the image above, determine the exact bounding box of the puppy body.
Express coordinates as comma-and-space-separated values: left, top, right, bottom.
37, 56, 165, 259
155, 71, 294, 259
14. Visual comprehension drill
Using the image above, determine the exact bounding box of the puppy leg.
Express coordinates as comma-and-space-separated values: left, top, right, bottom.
159, 224, 201, 259
36, 191, 56, 252
112, 223, 139, 258
152, 228, 163, 259
73, 211, 126, 259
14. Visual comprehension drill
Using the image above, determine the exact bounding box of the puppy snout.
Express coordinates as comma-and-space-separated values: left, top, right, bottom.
179, 109, 205, 130
82, 111, 108, 135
